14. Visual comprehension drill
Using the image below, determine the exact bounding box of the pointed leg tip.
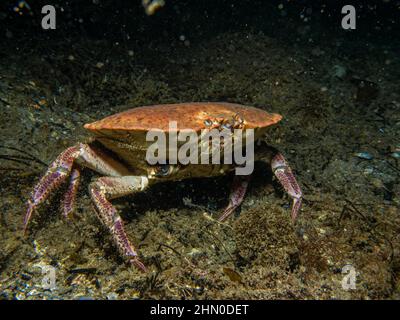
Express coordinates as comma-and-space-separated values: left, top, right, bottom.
22, 221, 30, 237
291, 197, 302, 222
131, 258, 147, 272
217, 215, 226, 223
62, 209, 75, 221
218, 206, 234, 222
23, 201, 34, 235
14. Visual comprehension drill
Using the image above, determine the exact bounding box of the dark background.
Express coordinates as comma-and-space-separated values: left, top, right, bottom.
1, 0, 399, 45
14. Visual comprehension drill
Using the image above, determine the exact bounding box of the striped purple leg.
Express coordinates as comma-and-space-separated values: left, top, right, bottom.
89, 176, 149, 271
271, 153, 302, 221
62, 167, 81, 219
218, 175, 251, 222
23, 146, 81, 234
24, 143, 131, 235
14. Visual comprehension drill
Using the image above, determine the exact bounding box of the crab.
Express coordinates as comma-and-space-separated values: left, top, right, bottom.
23, 102, 302, 271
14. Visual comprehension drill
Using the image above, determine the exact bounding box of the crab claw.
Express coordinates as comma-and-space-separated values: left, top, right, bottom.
271, 153, 303, 221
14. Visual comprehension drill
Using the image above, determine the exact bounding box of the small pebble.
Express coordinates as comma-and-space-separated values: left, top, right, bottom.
364, 167, 374, 175
354, 152, 373, 160
332, 64, 347, 79
390, 152, 400, 159
188, 248, 203, 259
106, 292, 118, 300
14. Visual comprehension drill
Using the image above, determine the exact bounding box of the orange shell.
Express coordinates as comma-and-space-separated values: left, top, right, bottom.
84, 102, 282, 133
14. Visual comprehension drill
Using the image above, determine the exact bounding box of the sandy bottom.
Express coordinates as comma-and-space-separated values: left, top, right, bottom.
0, 30, 399, 299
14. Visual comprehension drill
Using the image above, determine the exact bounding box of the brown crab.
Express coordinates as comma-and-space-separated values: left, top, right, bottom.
23, 102, 302, 271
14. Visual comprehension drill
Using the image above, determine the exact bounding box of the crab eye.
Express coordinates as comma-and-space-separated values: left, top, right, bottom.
156, 164, 171, 176
204, 119, 213, 127
233, 114, 244, 125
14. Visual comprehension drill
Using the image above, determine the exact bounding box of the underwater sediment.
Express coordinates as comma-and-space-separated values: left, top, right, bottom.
0, 0, 399, 299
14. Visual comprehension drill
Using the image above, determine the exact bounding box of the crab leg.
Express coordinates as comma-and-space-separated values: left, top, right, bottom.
23, 143, 129, 234
218, 175, 251, 222
254, 142, 303, 220
89, 176, 149, 271
271, 153, 302, 221
62, 167, 81, 219
23, 146, 81, 233
219, 144, 302, 222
